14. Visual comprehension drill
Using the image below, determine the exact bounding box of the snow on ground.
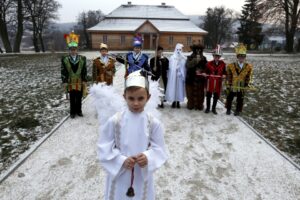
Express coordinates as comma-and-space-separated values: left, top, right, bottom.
0, 54, 70, 172
0, 58, 299, 200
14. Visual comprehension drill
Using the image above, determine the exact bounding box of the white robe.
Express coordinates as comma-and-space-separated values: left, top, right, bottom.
165, 54, 186, 102
97, 109, 168, 200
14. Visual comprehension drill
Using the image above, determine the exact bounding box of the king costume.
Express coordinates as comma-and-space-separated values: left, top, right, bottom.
225, 43, 253, 116
92, 43, 116, 85
61, 31, 87, 118
96, 71, 168, 200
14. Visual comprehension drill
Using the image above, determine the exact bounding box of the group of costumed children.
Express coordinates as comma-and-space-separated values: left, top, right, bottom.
61, 32, 253, 199
62, 32, 253, 117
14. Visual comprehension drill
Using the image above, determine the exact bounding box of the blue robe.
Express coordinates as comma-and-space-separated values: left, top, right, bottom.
126, 52, 150, 74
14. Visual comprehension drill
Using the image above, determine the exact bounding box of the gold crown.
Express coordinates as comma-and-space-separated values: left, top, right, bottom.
64, 31, 80, 48
235, 43, 247, 55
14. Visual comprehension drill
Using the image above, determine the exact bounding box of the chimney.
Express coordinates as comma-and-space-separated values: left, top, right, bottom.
161, 2, 166, 6
128, 1, 132, 5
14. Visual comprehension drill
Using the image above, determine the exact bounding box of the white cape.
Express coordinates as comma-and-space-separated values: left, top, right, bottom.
165, 55, 186, 102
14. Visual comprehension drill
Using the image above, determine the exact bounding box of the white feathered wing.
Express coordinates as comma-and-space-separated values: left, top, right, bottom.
90, 80, 163, 125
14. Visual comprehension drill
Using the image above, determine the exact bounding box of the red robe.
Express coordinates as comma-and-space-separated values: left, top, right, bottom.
205, 60, 226, 96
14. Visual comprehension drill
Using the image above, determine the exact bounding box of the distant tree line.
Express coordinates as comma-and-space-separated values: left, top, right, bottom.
75, 10, 105, 49
201, 6, 236, 49
200, 0, 300, 52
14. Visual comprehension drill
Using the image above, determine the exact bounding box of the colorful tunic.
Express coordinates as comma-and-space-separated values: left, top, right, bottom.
226, 62, 253, 92
92, 56, 116, 85
205, 60, 226, 96
116, 52, 150, 77
61, 55, 87, 91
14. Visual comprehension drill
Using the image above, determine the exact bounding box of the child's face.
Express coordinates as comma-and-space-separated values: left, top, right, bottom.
237, 54, 246, 63
123, 87, 150, 113
133, 47, 141, 54
213, 55, 221, 62
100, 49, 108, 57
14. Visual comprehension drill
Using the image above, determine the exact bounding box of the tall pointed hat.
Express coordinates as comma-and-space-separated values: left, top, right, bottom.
213, 44, 223, 56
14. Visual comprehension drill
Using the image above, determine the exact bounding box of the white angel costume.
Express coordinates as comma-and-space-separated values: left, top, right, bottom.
90, 71, 168, 200
165, 43, 187, 102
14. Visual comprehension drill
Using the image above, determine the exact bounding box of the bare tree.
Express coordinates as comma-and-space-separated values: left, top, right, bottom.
201, 6, 234, 48
13, 0, 24, 52
24, 0, 60, 52
0, 0, 26, 53
0, 0, 14, 52
259, 0, 300, 52
76, 10, 104, 49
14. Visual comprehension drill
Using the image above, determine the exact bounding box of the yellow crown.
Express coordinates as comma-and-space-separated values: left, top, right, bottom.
64, 31, 80, 48
235, 43, 247, 55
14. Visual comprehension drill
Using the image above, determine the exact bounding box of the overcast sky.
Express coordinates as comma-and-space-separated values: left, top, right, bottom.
56, 0, 246, 23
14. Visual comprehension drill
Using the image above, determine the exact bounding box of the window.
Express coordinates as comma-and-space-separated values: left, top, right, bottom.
103, 35, 108, 43
121, 35, 125, 46
187, 36, 192, 46
169, 36, 173, 45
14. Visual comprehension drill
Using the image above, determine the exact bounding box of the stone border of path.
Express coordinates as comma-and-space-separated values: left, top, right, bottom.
0, 97, 90, 184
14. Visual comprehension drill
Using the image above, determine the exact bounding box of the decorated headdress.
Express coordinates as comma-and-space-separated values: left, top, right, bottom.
125, 70, 149, 90
100, 43, 108, 50
235, 43, 247, 55
213, 44, 222, 56
64, 31, 79, 48
133, 33, 143, 47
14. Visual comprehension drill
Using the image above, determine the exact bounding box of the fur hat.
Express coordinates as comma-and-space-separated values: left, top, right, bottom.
190, 43, 204, 53
100, 43, 108, 50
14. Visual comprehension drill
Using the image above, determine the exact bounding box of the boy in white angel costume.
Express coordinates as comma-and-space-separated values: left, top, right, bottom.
91, 70, 168, 200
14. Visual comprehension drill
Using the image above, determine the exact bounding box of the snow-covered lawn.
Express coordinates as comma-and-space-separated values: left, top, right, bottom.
0, 54, 77, 172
